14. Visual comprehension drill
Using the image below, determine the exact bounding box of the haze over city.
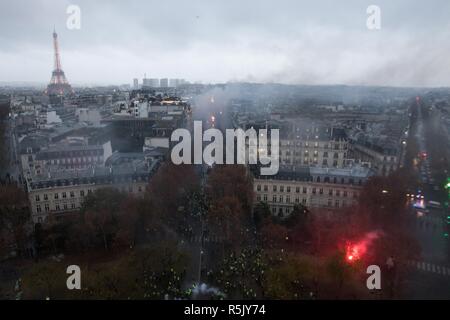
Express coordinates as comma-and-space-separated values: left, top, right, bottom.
1, 0, 450, 87
1, 0, 450, 307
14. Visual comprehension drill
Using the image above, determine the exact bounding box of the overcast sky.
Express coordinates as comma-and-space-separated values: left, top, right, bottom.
1, 0, 450, 87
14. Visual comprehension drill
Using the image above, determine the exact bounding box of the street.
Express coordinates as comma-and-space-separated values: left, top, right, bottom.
402, 98, 450, 299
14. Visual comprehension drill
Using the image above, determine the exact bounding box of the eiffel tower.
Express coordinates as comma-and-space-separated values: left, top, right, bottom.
46, 28, 73, 96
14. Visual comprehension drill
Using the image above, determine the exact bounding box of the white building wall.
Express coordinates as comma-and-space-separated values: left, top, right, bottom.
29, 181, 148, 224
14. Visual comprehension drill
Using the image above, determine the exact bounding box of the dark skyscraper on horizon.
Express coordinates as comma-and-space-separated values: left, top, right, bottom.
46, 29, 73, 96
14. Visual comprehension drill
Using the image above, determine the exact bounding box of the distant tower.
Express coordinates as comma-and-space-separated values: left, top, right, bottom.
46, 28, 73, 96
160, 78, 169, 88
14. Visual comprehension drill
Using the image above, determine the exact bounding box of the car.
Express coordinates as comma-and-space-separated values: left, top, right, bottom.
428, 201, 442, 209
413, 202, 426, 210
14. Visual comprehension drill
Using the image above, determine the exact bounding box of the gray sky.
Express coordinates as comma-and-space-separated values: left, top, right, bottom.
1, 0, 450, 87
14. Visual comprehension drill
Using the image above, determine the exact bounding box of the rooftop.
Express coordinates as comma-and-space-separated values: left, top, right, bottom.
28, 159, 159, 190
253, 164, 372, 181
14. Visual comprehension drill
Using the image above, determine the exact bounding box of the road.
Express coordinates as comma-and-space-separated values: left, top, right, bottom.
402, 98, 450, 299
181, 93, 229, 294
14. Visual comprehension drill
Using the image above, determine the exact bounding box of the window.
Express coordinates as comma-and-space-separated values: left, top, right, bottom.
280, 186, 284, 192
343, 191, 348, 197
138, 186, 142, 192
257, 184, 261, 191
70, 191, 75, 198
286, 196, 290, 203
71, 203, 76, 209
296, 187, 300, 193
80, 190, 85, 197
287, 186, 291, 193
44, 204, 49, 212
256, 195, 261, 201
56, 204, 60, 211
319, 188, 323, 195
302, 187, 307, 194
35, 195, 40, 202
62, 192, 67, 199
273, 185, 277, 192
273, 195, 277, 203
279, 195, 283, 203
263, 194, 268, 201
63, 203, 68, 210
36, 204, 42, 213
43, 194, 48, 201
264, 185, 268, 192
278, 209, 284, 218
329, 189, 333, 196
312, 188, 316, 195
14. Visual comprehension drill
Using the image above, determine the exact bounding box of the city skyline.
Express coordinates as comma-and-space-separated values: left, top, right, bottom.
1, 0, 450, 87
1, 0, 450, 304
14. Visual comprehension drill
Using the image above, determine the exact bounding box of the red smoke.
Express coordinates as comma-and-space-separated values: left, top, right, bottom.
345, 231, 382, 263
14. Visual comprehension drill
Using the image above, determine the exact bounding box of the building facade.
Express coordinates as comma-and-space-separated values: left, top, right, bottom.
27, 160, 158, 224
279, 123, 348, 168
20, 140, 113, 177
349, 141, 400, 176
253, 165, 372, 217
280, 138, 348, 168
